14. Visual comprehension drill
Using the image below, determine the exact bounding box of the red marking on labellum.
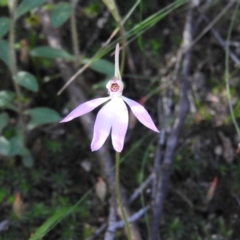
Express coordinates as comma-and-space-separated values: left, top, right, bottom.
111, 83, 119, 92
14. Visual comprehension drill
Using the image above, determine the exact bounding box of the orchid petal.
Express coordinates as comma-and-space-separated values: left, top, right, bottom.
60, 97, 110, 123
122, 96, 159, 133
111, 98, 128, 152
91, 101, 114, 151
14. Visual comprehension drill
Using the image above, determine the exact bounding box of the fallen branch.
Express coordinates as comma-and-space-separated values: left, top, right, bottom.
150, 1, 192, 239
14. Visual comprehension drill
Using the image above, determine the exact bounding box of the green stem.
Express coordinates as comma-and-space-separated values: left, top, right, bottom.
225, 0, 240, 139
9, 0, 27, 143
115, 152, 132, 240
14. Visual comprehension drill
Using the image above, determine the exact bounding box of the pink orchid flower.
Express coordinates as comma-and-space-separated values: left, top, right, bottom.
61, 44, 159, 152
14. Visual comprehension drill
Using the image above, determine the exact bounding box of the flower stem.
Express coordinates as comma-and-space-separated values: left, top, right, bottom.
115, 152, 132, 240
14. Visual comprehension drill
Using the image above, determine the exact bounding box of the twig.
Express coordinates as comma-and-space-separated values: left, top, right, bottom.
113, 206, 150, 230
129, 173, 154, 204
150, 1, 192, 239
87, 206, 150, 240
174, 189, 194, 208
125, 45, 136, 74
86, 174, 153, 240
187, 0, 235, 51
151, 14, 189, 198
103, 0, 140, 47
116, 183, 143, 240
86, 223, 107, 240
0, 220, 9, 232
151, 92, 173, 203
70, 0, 81, 68
200, 13, 240, 67
104, 197, 117, 240
85, 10, 110, 51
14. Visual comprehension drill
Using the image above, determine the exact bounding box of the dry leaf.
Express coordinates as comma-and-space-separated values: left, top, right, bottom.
102, 0, 120, 22
206, 177, 218, 203
80, 160, 92, 172
13, 192, 24, 218
20, 39, 29, 64
95, 177, 107, 203
218, 131, 234, 163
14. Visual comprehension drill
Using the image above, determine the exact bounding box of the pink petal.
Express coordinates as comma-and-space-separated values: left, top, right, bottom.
122, 96, 159, 133
91, 101, 114, 151
111, 98, 128, 152
60, 97, 110, 123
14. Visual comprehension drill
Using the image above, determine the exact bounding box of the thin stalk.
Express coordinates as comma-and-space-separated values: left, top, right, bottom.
9, 0, 27, 142
70, 0, 81, 68
225, 0, 240, 138
115, 152, 132, 240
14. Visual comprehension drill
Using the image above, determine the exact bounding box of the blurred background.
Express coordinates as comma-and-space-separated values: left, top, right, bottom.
0, 0, 240, 239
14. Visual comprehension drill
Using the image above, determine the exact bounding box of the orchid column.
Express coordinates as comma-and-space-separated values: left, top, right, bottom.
61, 44, 159, 240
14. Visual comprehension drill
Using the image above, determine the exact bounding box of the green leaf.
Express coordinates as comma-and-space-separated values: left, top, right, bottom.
20, 148, 34, 168
9, 135, 34, 167
50, 3, 72, 28
0, 39, 10, 67
0, 17, 10, 38
0, 112, 9, 133
0, 0, 8, 6
13, 71, 39, 92
83, 58, 114, 76
16, 0, 46, 19
30, 46, 74, 61
0, 91, 15, 108
0, 136, 10, 156
29, 186, 91, 239
9, 135, 24, 156
29, 207, 73, 240
25, 107, 61, 130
